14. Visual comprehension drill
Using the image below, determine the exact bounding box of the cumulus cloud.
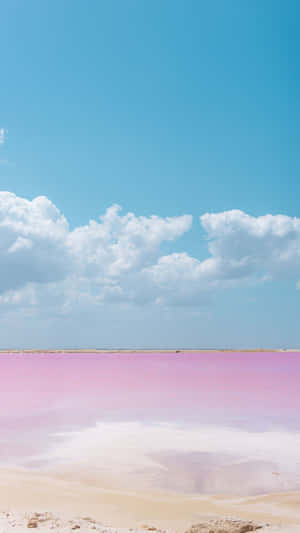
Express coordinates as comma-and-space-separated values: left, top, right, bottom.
143, 253, 215, 306
1, 193, 300, 311
201, 210, 300, 281
0, 192, 192, 309
0, 192, 70, 293
142, 210, 300, 304
67, 204, 192, 277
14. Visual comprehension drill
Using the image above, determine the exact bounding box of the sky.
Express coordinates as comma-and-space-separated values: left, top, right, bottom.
0, 0, 300, 348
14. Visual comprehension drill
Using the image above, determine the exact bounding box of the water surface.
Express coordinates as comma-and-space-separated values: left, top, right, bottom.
0, 351, 299, 495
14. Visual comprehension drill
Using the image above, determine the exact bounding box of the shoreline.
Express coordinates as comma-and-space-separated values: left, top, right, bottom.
1, 510, 299, 533
0, 468, 300, 532
0, 349, 300, 353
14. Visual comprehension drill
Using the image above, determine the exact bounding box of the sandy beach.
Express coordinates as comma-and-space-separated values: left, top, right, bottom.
0, 468, 300, 532
0, 510, 299, 533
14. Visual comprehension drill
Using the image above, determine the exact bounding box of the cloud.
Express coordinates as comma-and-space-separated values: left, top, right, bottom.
67, 204, 192, 277
143, 253, 216, 306
200, 210, 300, 281
0, 192, 192, 309
142, 210, 300, 304
0, 128, 6, 144
0, 192, 70, 294
0, 284, 38, 307
1, 193, 300, 311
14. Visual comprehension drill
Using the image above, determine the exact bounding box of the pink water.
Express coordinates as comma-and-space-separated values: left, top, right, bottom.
0, 351, 300, 495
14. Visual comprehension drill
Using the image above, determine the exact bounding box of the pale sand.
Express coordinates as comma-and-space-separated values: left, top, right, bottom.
0, 511, 299, 533
0, 469, 300, 532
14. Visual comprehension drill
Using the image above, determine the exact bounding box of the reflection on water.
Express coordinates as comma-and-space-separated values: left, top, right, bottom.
0, 351, 300, 496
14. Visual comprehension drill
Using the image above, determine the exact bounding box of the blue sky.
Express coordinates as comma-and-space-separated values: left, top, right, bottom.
1, 1, 300, 348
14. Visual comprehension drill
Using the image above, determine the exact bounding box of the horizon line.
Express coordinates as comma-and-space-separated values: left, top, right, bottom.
0, 348, 300, 353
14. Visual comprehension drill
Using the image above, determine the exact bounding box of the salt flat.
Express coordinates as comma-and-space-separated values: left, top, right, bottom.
0, 351, 299, 532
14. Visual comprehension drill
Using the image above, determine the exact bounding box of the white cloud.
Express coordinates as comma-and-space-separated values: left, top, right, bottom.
67, 204, 192, 277
142, 253, 216, 306
0, 284, 38, 307
142, 210, 300, 304
1, 193, 300, 311
0, 192, 192, 309
0, 192, 70, 293
0, 128, 6, 144
201, 210, 300, 280
8, 236, 33, 253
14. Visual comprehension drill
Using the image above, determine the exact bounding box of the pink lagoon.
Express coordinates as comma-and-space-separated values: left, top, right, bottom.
0, 351, 300, 530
